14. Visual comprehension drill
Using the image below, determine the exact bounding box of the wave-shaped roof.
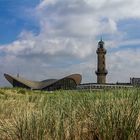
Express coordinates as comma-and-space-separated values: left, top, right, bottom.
4, 73, 82, 90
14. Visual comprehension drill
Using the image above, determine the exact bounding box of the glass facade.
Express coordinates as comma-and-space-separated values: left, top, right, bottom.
42, 78, 77, 91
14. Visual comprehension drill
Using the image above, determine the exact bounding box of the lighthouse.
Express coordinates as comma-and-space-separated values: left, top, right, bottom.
95, 39, 108, 84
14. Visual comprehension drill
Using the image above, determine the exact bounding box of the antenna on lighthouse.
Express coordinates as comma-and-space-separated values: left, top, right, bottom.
100, 36, 102, 41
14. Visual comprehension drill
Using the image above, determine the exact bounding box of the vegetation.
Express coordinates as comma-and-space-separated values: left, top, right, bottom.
0, 88, 140, 140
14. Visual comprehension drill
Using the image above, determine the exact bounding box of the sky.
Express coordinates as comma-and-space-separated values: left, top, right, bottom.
1, 0, 140, 86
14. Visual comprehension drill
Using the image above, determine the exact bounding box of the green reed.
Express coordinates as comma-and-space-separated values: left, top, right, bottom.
0, 88, 140, 140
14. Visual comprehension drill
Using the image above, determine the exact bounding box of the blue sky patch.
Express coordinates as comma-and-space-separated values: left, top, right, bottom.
0, 0, 40, 44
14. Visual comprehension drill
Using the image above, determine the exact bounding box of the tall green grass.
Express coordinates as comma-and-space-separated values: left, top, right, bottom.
0, 88, 140, 140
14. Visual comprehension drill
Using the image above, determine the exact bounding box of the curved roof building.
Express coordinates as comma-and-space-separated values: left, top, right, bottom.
4, 73, 82, 91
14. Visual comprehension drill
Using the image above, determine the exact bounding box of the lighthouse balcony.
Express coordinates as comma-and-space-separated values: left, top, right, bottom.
95, 69, 108, 75
96, 48, 106, 54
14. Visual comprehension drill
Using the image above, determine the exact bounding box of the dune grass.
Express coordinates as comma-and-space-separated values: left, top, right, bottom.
0, 88, 140, 140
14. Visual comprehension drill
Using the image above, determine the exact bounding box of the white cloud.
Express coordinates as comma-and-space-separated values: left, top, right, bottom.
38, 0, 57, 9
1, 0, 140, 86
107, 48, 140, 82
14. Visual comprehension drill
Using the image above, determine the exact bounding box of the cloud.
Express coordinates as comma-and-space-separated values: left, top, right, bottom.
107, 48, 140, 82
1, 0, 140, 86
